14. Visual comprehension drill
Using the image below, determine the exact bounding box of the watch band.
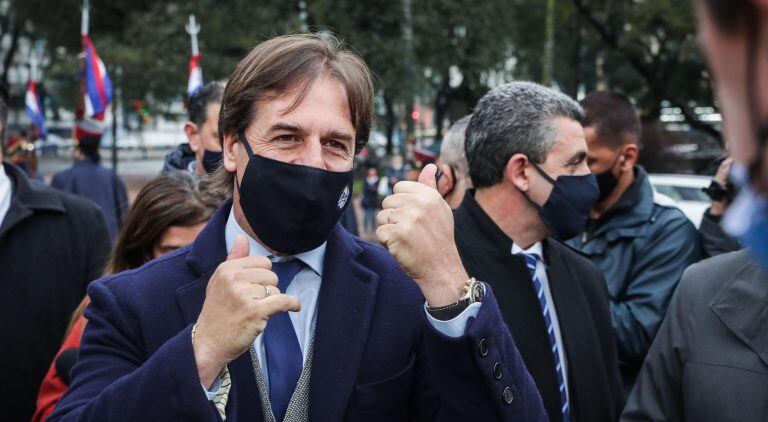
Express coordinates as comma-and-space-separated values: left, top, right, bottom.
426, 278, 483, 321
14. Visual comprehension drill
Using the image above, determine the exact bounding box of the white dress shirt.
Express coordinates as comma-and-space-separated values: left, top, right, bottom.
512, 241, 570, 402
204, 209, 479, 398
0, 164, 12, 228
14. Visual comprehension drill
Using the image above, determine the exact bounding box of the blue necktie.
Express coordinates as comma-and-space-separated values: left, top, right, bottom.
264, 259, 304, 421
518, 252, 570, 422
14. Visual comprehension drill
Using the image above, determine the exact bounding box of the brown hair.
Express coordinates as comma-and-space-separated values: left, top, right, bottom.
213, 32, 374, 195
68, 172, 223, 332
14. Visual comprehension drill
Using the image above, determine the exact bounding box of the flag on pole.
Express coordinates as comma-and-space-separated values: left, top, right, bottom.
82, 35, 112, 118
25, 81, 47, 139
188, 53, 203, 97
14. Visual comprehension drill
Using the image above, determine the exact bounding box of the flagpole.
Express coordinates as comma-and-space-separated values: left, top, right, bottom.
186, 15, 200, 56
81, 0, 89, 37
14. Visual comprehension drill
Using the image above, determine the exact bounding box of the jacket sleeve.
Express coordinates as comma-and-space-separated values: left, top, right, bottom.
48, 281, 220, 421
620, 270, 692, 421
412, 284, 547, 422
699, 209, 741, 259
611, 212, 700, 366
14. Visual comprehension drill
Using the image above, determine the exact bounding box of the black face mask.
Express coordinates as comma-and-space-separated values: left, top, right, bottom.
595, 153, 623, 203
201, 149, 223, 174
236, 131, 353, 255
528, 163, 600, 241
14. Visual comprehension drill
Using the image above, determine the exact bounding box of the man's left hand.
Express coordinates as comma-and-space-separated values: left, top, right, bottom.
377, 164, 470, 307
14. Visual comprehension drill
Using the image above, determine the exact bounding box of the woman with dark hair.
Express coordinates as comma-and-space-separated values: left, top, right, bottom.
32, 172, 222, 421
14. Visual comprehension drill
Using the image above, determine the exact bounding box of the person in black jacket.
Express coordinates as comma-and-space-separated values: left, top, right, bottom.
0, 97, 111, 421
458, 81, 623, 422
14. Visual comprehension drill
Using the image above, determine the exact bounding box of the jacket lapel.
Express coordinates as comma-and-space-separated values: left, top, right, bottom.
710, 257, 768, 368
175, 200, 264, 421
310, 225, 379, 421
0, 163, 65, 239
543, 241, 599, 404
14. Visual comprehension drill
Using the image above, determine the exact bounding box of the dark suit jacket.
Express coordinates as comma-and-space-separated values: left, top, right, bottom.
51, 159, 128, 240
622, 250, 768, 421
0, 162, 110, 421
454, 191, 624, 422
50, 200, 547, 421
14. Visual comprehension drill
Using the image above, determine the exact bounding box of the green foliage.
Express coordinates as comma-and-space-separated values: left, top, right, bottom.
4, 0, 717, 137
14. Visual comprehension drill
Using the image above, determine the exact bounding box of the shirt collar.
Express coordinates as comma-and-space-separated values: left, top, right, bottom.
224, 208, 326, 276
511, 241, 543, 260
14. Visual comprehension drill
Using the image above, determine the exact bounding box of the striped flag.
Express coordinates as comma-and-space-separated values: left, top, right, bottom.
25, 81, 47, 139
82, 35, 112, 118
188, 53, 203, 97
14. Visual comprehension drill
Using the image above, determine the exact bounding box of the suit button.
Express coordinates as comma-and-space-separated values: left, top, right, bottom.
493, 362, 502, 380
502, 387, 514, 404
479, 338, 489, 357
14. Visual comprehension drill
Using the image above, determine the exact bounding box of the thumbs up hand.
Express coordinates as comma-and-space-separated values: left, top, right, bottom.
193, 235, 300, 389
377, 164, 470, 307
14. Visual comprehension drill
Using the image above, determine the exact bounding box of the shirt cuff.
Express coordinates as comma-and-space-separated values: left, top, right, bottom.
424, 301, 482, 338
202, 376, 222, 401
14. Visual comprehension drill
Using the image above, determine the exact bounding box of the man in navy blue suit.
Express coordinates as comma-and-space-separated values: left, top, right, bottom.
51, 33, 545, 422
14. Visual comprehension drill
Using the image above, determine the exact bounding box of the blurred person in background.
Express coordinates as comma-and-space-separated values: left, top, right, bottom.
622, 1, 768, 420
0, 95, 111, 421
162, 81, 225, 175
700, 157, 742, 257
385, 154, 407, 193
437, 115, 473, 209
51, 133, 129, 241
361, 166, 379, 235
568, 91, 700, 392
33, 171, 222, 421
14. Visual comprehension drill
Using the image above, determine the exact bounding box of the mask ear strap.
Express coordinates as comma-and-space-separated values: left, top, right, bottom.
238, 130, 256, 159
531, 162, 556, 185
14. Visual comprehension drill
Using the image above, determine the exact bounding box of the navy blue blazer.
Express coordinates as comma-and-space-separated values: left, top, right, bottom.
51, 159, 128, 240
50, 201, 546, 421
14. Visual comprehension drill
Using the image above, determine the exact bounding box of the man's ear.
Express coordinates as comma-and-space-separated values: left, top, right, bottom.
222, 132, 239, 173
505, 153, 531, 192
621, 144, 639, 170
437, 163, 455, 197
184, 121, 200, 152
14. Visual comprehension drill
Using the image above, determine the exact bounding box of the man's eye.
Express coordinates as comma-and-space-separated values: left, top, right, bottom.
276, 135, 299, 143
328, 140, 347, 151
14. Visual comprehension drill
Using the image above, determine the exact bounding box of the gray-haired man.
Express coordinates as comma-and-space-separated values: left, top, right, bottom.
437, 115, 473, 208
453, 81, 624, 422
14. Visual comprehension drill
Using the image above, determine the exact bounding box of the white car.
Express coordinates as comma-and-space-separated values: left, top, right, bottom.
648, 173, 712, 228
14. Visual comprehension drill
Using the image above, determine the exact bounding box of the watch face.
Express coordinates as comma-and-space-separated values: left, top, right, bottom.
471, 282, 485, 302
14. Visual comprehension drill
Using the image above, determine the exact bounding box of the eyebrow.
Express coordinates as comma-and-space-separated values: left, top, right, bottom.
267, 122, 303, 134
268, 122, 354, 144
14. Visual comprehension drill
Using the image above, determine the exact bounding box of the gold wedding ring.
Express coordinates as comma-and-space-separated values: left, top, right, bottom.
263, 285, 272, 298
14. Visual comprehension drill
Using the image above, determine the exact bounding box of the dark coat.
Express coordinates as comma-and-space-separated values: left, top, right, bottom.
454, 191, 624, 422
51, 159, 128, 241
0, 162, 110, 422
622, 250, 768, 421
50, 200, 547, 422
361, 177, 379, 209
568, 167, 700, 388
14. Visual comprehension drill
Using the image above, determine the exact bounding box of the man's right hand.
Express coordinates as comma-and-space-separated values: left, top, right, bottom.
192, 235, 301, 389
